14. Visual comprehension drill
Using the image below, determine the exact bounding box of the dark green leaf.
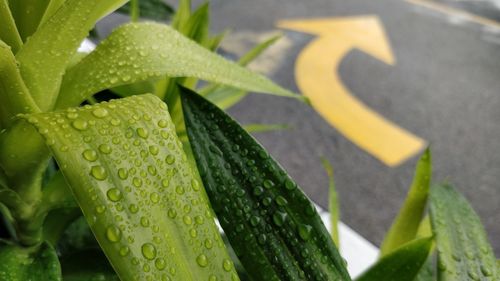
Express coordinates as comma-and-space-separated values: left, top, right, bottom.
25, 94, 239, 281
0, 241, 62, 280
356, 237, 433, 281
0, 0, 22, 53
117, 0, 174, 21
62, 249, 119, 281
181, 86, 351, 281
429, 184, 498, 280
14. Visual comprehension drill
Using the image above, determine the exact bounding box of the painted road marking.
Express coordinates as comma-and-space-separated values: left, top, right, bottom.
406, 0, 500, 30
278, 16, 426, 166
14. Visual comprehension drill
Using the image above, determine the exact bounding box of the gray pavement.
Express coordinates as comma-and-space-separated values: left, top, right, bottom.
191, 0, 500, 254
101, 0, 500, 254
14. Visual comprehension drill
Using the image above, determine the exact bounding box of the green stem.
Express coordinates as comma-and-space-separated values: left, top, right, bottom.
130, 0, 139, 22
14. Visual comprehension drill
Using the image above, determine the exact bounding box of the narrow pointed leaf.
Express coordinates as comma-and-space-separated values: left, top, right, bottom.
24, 95, 238, 281
181, 87, 351, 281
356, 237, 433, 281
7, 0, 50, 42
0, 0, 22, 53
0, 241, 62, 280
16, 0, 128, 111
321, 158, 340, 246
380, 148, 431, 256
429, 184, 498, 280
117, 0, 174, 21
243, 123, 290, 134
56, 22, 304, 109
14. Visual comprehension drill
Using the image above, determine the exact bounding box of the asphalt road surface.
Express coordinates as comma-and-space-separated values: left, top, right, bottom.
101, 0, 500, 254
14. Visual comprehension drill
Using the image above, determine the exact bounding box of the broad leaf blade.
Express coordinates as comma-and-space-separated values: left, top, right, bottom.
56, 22, 304, 109
181, 87, 351, 281
380, 148, 431, 256
429, 184, 498, 281
356, 237, 433, 281
16, 0, 128, 111
25, 95, 238, 281
7, 0, 50, 42
0, 241, 62, 280
0, 0, 22, 53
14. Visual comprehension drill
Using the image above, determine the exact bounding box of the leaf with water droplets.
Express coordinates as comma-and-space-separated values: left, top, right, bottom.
23, 94, 238, 281
15, 0, 128, 111
0, 241, 62, 281
356, 237, 433, 281
55, 22, 305, 109
380, 148, 431, 256
181, 86, 351, 281
430, 184, 498, 281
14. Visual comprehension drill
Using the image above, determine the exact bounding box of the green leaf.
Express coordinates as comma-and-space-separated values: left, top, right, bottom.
0, 40, 40, 128
117, 0, 174, 21
429, 184, 498, 280
413, 255, 436, 281
320, 158, 340, 246
16, 0, 128, 111
380, 148, 431, 256
243, 123, 290, 134
55, 22, 305, 109
201, 34, 283, 110
62, 249, 119, 281
0, 241, 62, 280
7, 0, 50, 42
0, 0, 22, 53
356, 237, 433, 281
181, 87, 351, 281
24, 94, 239, 281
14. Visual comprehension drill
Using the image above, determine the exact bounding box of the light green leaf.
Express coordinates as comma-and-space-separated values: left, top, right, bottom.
7, 0, 50, 42
201, 34, 283, 109
55, 22, 304, 109
380, 148, 431, 256
243, 123, 290, 134
38, 0, 66, 27
0, 40, 40, 128
0, 0, 22, 53
430, 184, 498, 281
16, 0, 128, 111
0, 241, 62, 281
356, 237, 433, 281
321, 158, 339, 246
24, 94, 238, 281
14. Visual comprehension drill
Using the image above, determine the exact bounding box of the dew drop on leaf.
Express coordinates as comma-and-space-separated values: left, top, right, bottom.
196, 254, 208, 267
107, 188, 122, 202
106, 226, 122, 242
72, 119, 88, 130
92, 108, 109, 118
82, 149, 98, 162
141, 243, 157, 260
91, 165, 108, 180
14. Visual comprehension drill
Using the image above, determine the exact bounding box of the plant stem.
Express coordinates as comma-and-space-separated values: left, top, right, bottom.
130, 0, 140, 22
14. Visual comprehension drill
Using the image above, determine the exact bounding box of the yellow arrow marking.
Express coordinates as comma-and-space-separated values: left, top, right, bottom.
278, 16, 426, 166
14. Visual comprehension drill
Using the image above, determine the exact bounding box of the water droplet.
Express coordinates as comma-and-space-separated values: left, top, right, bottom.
223, 259, 232, 272
149, 145, 159, 155
263, 179, 274, 189
137, 128, 149, 138
166, 155, 175, 165
99, 144, 112, 154
107, 188, 122, 202
129, 204, 139, 213
155, 258, 167, 270
158, 120, 168, 128
106, 226, 121, 242
82, 149, 98, 161
204, 239, 213, 249
284, 179, 296, 190
141, 243, 157, 260
150, 192, 160, 203
176, 186, 185, 195
273, 211, 287, 226
95, 205, 106, 214
72, 119, 88, 130
92, 108, 109, 118
119, 246, 129, 256
118, 168, 128, 179
141, 216, 150, 227
91, 166, 108, 180
298, 224, 313, 240
196, 254, 208, 267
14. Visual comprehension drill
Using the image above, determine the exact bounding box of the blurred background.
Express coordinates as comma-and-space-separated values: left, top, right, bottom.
97, 0, 500, 255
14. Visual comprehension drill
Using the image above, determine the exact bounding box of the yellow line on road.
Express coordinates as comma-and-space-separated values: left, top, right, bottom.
406, 0, 500, 29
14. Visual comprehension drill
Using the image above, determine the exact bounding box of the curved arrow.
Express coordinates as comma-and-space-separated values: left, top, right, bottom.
278, 16, 426, 166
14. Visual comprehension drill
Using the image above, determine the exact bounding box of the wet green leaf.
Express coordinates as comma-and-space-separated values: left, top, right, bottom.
181, 86, 351, 281
430, 184, 498, 281
356, 237, 433, 281
16, 0, 128, 111
62, 249, 119, 281
0, 241, 62, 281
56, 22, 304, 109
25, 94, 238, 281
0, 0, 22, 53
380, 148, 431, 256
